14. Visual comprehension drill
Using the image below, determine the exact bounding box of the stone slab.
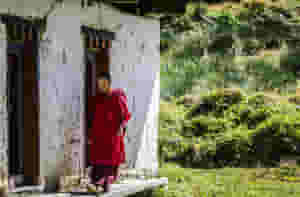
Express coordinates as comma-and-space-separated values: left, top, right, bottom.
7, 177, 168, 197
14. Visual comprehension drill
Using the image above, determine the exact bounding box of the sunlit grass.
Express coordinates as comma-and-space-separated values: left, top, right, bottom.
154, 162, 300, 197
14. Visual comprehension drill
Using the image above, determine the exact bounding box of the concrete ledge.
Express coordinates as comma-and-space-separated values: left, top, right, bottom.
10, 184, 45, 193
103, 177, 168, 197
7, 177, 168, 197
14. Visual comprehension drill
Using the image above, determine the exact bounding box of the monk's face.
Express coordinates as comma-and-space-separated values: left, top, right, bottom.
97, 78, 110, 94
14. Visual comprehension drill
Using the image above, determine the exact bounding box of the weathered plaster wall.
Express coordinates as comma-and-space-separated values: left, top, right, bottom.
39, 6, 84, 189
0, 22, 8, 177
98, 3, 160, 174
0, 0, 160, 188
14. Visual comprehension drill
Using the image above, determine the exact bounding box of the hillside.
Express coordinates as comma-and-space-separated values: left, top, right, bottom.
159, 0, 300, 98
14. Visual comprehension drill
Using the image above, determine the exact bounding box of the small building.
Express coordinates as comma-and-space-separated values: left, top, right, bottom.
0, 0, 160, 192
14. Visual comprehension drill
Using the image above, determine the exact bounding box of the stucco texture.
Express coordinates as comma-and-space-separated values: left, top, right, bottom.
0, 0, 160, 189
0, 22, 8, 177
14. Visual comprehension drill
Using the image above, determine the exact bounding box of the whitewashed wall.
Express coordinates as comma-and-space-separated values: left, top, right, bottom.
0, 22, 8, 176
39, 8, 84, 189
98, 3, 160, 174
0, 0, 160, 189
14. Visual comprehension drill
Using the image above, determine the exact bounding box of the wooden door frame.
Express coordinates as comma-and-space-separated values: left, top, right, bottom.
84, 45, 111, 168
84, 49, 97, 168
6, 37, 40, 186
7, 43, 24, 183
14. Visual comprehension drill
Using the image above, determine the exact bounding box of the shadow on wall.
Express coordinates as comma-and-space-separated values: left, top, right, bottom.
134, 71, 159, 174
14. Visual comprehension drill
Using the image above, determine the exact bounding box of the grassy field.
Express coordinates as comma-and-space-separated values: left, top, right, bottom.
156, 1, 300, 197
155, 162, 300, 197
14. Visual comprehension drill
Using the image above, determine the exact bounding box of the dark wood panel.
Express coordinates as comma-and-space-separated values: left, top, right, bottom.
7, 54, 24, 176
23, 37, 39, 185
85, 41, 110, 167
96, 41, 110, 74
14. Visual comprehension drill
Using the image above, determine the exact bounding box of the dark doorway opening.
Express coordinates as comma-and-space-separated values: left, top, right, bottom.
7, 45, 24, 183
7, 40, 40, 186
85, 51, 96, 168
84, 43, 111, 168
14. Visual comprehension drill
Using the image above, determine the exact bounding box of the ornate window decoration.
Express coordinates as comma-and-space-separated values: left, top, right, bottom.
81, 25, 115, 51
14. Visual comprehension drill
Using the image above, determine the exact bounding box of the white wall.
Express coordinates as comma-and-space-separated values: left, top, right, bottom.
98, 3, 160, 174
39, 6, 84, 189
0, 0, 160, 189
0, 22, 8, 176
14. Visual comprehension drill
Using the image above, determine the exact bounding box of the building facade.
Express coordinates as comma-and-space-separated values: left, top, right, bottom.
0, 0, 160, 191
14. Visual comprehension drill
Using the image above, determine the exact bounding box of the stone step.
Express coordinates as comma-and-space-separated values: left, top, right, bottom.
7, 177, 168, 197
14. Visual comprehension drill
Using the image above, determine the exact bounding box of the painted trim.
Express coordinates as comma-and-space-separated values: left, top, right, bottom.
81, 26, 115, 41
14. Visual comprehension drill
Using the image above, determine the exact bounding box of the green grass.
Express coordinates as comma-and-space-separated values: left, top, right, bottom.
154, 162, 300, 197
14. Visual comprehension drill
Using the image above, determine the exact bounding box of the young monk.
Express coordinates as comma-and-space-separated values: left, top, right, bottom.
88, 72, 131, 192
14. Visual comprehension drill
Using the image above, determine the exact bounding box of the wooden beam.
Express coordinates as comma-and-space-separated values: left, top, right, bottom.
0, 14, 44, 28
81, 26, 115, 40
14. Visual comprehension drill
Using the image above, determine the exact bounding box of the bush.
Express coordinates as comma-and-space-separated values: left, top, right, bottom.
213, 126, 255, 167
187, 88, 245, 118
280, 52, 300, 74
161, 57, 212, 98
185, 2, 207, 18
225, 102, 273, 129
159, 92, 300, 168
250, 107, 300, 165
242, 39, 263, 55
184, 115, 233, 137
190, 137, 217, 168
159, 136, 193, 164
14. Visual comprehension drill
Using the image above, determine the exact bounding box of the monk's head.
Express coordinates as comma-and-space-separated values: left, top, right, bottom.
97, 72, 111, 94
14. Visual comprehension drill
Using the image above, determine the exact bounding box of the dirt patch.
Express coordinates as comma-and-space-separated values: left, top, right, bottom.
206, 1, 242, 11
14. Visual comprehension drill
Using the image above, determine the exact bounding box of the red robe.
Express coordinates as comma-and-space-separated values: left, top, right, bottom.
89, 88, 131, 166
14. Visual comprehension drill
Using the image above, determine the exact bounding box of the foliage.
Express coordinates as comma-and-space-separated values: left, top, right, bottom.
185, 2, 207, 18
161, 57, 219, 97
288, 95, 300, 105
154, 162, 300, 197
280, 52, 300, 74
242, 39, 263, 55
159, 90, 300, 168
186, 88, 245, 118
160, 31, 177, 52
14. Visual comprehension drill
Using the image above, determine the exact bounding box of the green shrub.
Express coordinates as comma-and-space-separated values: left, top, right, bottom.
184, 115, 233, 137
247, 92, 272, 106
159, 136, 194, 164
185, 2, 207, 18
225, 102, 273, 129
187, 88, 245, 118
250, 110, 300, 165
161, 56, 214, 98
190, 138, 217, 168
159, 92, 300, 168
242, 39, 263, 55
280, 52, 300, 74
213, 126, 255, 167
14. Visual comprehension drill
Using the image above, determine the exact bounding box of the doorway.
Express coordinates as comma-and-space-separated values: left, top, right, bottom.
84, 42, 111, 168
7, 40, 40, 186
7, 45, 24, 182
